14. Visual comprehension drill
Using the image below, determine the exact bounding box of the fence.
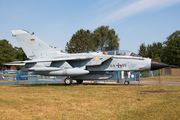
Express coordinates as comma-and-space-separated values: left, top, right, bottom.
97, 71, 139, 83
140, 68, 180, 78
0, 71, 138, 84
140, 70, 159, 78
0, 71, 64, 84
1, 68, 179, 84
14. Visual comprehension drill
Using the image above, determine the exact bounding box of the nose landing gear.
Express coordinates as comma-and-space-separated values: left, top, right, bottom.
124, 81, 129, 85
124, 71, 130, 85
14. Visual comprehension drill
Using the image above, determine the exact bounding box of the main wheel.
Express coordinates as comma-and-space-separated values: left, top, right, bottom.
76, 80, 83, 84
65, 77, 72, 85
124, 81, 129, 85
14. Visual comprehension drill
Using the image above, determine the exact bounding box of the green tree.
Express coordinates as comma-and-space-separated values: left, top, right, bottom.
66, 26, 120, 53
65, 29, 94, 53
151, 42, 163, 59
138, 43, 147, 57
155, 57, 161, 62
138, 42, 163, 59
14, 47, 28, 61
162, 31, 180, 66
0, 39, 15, 69
94, 26, 120, 51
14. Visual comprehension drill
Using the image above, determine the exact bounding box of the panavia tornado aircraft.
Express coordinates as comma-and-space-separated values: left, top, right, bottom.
6, 30, 169, 85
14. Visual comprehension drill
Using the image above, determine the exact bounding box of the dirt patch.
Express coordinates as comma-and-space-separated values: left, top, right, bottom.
139, 90, 174, 93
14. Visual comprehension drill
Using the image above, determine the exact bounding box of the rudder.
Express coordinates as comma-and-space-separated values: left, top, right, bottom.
12, 30, 57, 59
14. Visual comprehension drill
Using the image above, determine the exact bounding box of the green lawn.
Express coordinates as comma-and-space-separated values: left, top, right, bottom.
0, 83, 179, 120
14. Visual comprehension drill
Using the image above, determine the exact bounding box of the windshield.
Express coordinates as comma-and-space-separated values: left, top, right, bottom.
103, 50, 141, 57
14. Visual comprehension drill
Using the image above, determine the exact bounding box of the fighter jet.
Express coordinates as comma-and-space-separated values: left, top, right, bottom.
6, 30, 169, 85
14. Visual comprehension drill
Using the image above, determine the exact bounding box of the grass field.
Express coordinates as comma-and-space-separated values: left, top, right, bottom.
0, 83, 180, 120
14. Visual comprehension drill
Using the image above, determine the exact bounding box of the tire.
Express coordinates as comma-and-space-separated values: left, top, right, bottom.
76, 80, 83, 84
65, 78, 72, 85
124, 81, 129, 85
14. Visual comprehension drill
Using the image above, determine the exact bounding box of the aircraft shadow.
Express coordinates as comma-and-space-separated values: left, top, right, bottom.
10, 82, 132, 87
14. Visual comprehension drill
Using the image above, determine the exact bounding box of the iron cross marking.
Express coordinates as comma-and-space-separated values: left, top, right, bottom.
116, 63, 122, 68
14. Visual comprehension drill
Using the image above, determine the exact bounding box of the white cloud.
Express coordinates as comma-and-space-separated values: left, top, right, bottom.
96, 0, 122, 13
102, 0, 180, 24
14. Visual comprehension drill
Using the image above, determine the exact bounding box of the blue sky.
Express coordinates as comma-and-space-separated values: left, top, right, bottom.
0, 0, 180, 53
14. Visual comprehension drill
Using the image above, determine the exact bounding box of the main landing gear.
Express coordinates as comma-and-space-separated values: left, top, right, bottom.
64, 77, 72, 85
76, 80, 83, 84
64, 77, 83, 85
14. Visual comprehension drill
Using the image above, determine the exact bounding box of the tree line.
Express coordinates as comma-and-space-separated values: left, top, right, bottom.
0, 39, 28, 69
138, 30, 180, 66
65, 26, 120, 53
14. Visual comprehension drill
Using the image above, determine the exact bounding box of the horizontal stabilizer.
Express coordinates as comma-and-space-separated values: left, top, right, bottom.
3, 61, 25, 66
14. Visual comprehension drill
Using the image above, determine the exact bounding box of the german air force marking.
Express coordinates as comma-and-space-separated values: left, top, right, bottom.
110, 63, 127, 68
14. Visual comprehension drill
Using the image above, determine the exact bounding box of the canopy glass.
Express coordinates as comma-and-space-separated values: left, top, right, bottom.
103, 50, 141, 57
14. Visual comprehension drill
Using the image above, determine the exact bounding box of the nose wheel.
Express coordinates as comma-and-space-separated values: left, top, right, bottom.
64, 77, 72, 85
124, 81, 129, 85
124, 71, 129, 85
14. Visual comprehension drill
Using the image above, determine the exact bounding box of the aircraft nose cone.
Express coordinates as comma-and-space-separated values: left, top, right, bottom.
151, 59, 169, 70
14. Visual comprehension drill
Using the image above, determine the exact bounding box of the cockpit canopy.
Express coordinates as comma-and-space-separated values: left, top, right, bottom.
103, 50, 141, 57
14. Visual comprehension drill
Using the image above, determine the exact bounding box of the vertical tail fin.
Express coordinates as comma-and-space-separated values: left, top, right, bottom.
11, 30, 59, 59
